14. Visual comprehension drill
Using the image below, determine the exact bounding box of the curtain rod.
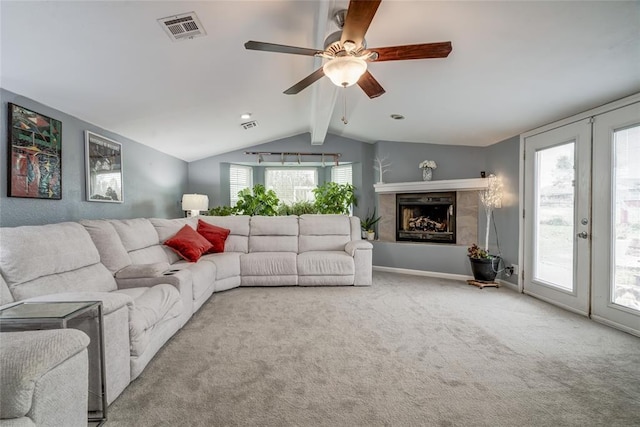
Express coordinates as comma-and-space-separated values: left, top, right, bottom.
244, 151, 342, 165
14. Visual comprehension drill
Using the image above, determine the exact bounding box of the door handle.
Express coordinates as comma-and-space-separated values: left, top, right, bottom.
577, 231, 588, 239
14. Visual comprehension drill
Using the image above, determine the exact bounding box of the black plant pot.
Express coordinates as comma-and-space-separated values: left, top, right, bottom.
469, 257, 498, 282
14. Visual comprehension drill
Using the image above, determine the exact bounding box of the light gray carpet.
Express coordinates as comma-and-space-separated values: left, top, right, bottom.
106, 272, 640, 426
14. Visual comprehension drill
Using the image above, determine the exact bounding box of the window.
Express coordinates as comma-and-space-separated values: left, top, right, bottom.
265, 168, 317, 205
331, 164, 352, 185
229, 164, 252, 206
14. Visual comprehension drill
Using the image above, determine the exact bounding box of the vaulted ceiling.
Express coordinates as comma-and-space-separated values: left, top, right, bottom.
2, 1, 639, 162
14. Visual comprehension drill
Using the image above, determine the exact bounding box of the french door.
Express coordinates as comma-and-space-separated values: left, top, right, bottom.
523, 100, 640, 336
523, 120, 592, 315
591, 103, 640, 335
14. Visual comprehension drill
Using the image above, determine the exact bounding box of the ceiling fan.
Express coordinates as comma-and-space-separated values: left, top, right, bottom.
244, 0, 452, 99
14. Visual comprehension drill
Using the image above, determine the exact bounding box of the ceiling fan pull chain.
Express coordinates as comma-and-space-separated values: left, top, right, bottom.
342, 88, 348, 125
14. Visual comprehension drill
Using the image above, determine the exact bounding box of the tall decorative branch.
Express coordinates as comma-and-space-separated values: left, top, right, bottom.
479, 174, 503, 251
373, 156, 391, 184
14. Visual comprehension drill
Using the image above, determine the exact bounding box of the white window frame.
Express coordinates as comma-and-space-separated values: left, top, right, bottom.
229, 164, 253, 206
331, 164, 352, 185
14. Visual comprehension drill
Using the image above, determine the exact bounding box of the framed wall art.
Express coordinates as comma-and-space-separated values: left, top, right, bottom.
8, 103, 62, 199
85, 131, 124, 203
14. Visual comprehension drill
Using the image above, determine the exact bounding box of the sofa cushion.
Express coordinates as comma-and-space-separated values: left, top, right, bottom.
197, 220, 230, 253
80, 220, 132, 274
201, 252, 241, 280
297, 251, 355, 276
240, 252, 297, 276
298, 215, 351, 252
299, 235, 350, 253
199, 216, 250, 253
0, 274, 14, 306
248, 216, 298, 253
26, 291, 134, 316
0, 329, 89, 419
164, 225, 213, 262
109, 219, 159, 252
9, 264, 117, 302
299, 214, 351, 236
114, 284, 182, 357
149, 218, 197, 243
128, 246, 172, 265
170, 260, 217, 301
250, 216, 299, 236
0, 222, 103, 287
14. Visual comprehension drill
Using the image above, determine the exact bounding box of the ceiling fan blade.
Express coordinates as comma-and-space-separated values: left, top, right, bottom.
284, 68, 325, 95
370, 42, 453, 62
244, 40, 320, 56
357, 71, 385, 99
341, 0, 381, 49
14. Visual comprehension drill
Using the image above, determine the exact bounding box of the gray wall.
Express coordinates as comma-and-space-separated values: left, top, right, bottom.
0, 90, 188, 227
374, 140, 487, 182
484, 136, 520, 285
188, 133, 375, 219
371, 138, 520, 282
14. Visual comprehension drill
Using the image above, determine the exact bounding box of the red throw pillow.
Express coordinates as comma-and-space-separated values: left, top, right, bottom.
197, 219, 231, 254
164, 225, 213, 262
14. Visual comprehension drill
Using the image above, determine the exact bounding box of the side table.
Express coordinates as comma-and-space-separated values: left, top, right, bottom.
0, 301, 107, 425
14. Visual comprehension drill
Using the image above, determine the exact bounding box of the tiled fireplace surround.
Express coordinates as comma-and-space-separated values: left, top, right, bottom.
374, 179, 489, 246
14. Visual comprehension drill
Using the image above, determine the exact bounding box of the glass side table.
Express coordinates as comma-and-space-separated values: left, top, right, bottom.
0, 301, 107, 425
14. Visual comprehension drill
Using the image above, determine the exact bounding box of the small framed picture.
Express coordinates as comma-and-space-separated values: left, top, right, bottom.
8, 103, 62, 199
85, 131, 123, 203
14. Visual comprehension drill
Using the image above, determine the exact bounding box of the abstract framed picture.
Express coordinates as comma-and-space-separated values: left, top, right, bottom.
85, 131, 124, 203
8, 103, 62, 199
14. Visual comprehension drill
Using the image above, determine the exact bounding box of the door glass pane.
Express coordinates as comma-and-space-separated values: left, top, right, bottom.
535, 142, 575, 291
613, 125, 640, 312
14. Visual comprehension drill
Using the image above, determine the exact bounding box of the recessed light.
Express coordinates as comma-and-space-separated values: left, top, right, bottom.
240, 113, 252, 120
390, 114, 405, 120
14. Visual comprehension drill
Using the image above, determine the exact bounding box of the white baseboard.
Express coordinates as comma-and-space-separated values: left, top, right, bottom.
373, 265, 471, 282
497, 279, 519, 291
591, 315, 640, 338
373, 265, 519, 292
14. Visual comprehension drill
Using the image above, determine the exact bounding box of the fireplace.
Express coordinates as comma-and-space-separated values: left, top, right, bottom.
396, 192, 456, 243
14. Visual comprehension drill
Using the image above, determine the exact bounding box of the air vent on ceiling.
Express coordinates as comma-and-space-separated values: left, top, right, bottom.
158, 12, 206, 42
241, 121, 258, 130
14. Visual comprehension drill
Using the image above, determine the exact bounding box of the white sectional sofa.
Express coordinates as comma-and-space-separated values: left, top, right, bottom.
0, 329, 90, 427
0, 214, 372, 418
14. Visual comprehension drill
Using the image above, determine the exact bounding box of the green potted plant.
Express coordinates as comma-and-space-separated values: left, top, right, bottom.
234, 184, 280, 216
467, 243, 499, 282
312, 182, 357, 215
361, 209, 381, 240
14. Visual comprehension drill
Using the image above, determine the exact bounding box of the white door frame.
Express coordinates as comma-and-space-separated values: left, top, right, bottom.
591, 102, 640, 336
518, 93, 640, 322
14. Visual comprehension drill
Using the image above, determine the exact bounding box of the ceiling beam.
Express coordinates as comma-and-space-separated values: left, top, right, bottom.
309, 0, 340, 145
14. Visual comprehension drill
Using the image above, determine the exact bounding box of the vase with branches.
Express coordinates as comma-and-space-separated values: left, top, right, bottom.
374, 156, 391, 184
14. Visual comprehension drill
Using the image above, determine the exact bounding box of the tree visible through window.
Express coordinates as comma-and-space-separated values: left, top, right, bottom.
265, 168, 317, 205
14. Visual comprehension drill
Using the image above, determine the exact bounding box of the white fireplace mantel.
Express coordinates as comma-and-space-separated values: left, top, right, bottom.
374, 178, 488, 194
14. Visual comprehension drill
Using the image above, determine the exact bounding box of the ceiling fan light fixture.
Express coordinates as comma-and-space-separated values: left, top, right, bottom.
323, 56, 367, 88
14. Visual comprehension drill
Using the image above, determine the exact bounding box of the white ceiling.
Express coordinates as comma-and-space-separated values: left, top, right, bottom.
1, 1, 639, 162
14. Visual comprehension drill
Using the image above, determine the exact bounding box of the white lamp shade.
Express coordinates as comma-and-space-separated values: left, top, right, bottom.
323, 56, 367, 88
182, 194, 209, 211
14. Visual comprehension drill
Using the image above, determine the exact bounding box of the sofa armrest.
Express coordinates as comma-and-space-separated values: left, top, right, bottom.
25, 292, 133, 316
0, 330, 89, 423
115, 268, 192, 291
344, 240, 373, 256
115, 262, 170, 279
